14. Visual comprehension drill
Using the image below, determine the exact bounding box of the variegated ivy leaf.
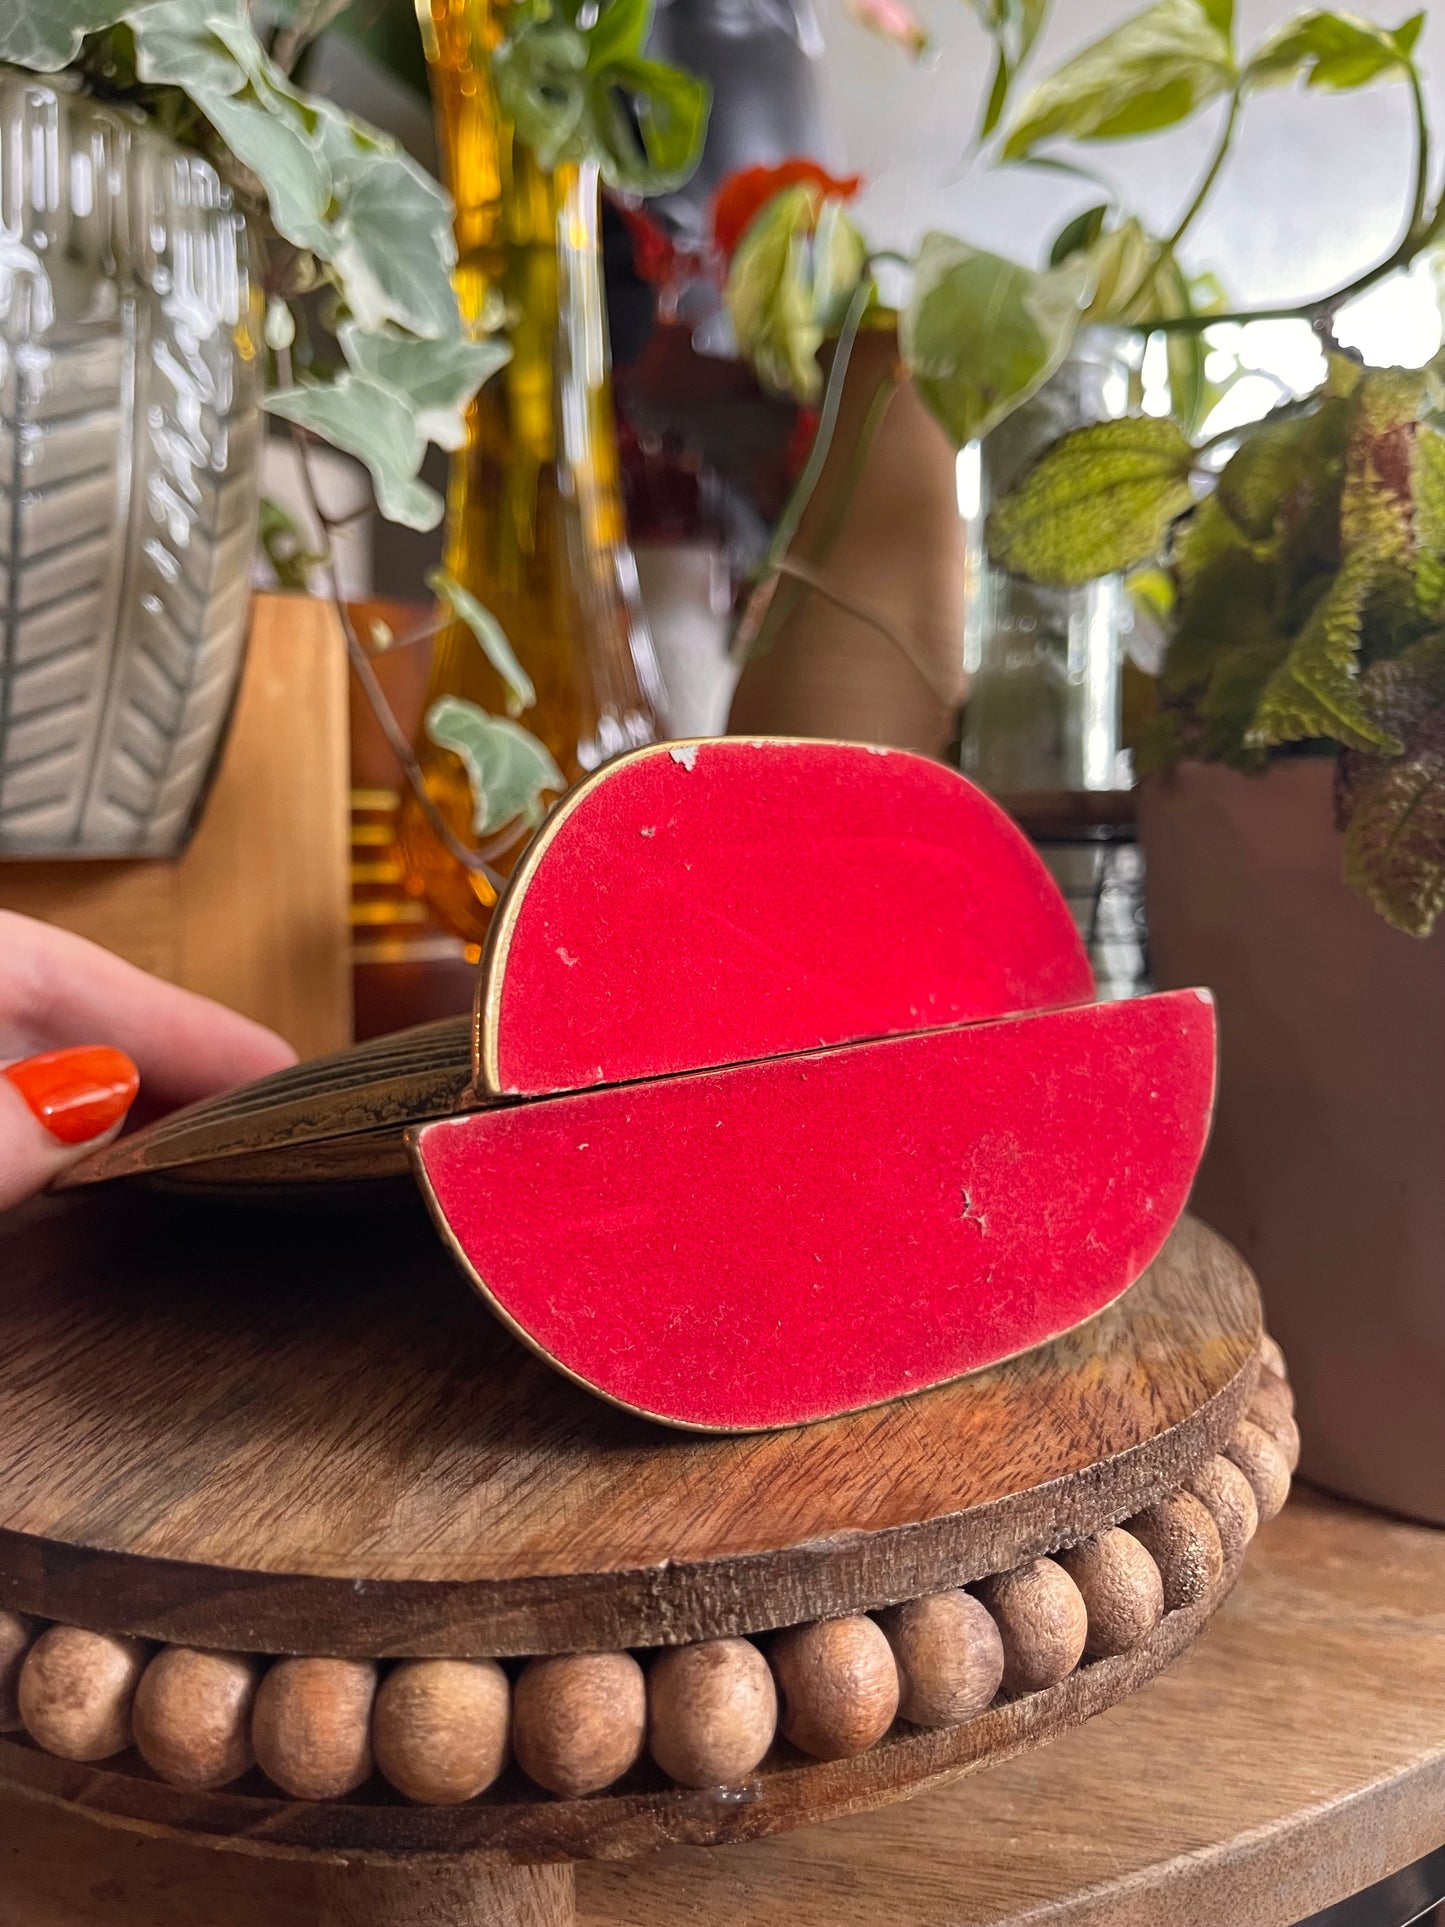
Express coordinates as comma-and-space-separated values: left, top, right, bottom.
986, 416, 1197, 585
426, 567, 535, 716
0, 0, 133, 70
1338, 638, 1445, 937
901, 236, 1093, 449
339, 324, 510, 452
317, 105, 461, 341
265, 375, 442, 532
726, 185, 868, 404
425, 697, 565, 838
1245, 8, 1423, 92
1001, 0, 1236, 158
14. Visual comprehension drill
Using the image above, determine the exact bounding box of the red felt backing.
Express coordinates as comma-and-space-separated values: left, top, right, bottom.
482, 741, 1093, 1096
415, 989, 1217, 1432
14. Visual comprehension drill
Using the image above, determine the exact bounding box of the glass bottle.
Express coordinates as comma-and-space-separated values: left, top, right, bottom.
958, 328, 1141, 795
402, 0, 665, 944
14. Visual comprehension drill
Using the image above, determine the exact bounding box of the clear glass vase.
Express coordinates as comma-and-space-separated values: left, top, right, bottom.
958, 328, 1140, 797
0, 71, 261, 857
401, 0, 665, 945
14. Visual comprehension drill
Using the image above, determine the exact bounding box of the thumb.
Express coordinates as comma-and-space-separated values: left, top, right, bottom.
0, 1047, 140, 1210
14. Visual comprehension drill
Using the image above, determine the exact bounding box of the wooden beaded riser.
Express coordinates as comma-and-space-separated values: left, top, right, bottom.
0, 1356, 1294, 1845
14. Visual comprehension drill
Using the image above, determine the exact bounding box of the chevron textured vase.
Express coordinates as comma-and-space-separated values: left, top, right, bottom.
0, 71, 261, 857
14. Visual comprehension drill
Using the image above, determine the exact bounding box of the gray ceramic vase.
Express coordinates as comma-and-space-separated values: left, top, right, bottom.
0, 69, 261, 857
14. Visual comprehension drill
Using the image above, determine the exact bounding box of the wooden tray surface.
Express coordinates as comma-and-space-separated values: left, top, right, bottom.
0, 1191, 1258, 1656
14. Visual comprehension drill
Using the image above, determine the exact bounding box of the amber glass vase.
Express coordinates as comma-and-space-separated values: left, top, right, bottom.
402, 0, 664, 944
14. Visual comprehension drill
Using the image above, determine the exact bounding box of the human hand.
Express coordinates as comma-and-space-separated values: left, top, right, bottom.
0, 912, 297, 1209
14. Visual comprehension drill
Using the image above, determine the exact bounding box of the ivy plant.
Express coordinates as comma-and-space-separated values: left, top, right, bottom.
0, 0, 707, 859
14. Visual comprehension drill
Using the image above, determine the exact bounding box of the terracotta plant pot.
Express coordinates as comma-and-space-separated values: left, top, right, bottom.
1139, 759, 1445, 1523
727, 330, 968, 757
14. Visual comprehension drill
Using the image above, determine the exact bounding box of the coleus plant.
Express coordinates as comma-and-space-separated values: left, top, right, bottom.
722, 0, 1444, 937
990, 358, 1445, 939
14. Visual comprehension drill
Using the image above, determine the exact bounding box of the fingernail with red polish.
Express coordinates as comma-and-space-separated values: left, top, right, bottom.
3, 1047, 140, 1146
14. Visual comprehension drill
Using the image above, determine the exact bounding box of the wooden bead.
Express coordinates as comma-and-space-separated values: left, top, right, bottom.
1248, 1369, 1296, 1439
1057, 1530, 1164, 1660
252, 1658, 376, 1800
1259, 1333, 1287, 1380
1189, 1454, 1259, 1569
647, 1638, 776, 1788
18, 1626, 148, 1761
0, 1611, 38, 1731
1125, 1492, 1224, 1612
512, 1652, 645, 1798
373, 1659, 510, 1805
1227, 1420, 1292, 1523
876, 1590, 1004, 1727
976, 1560, 1087, 1697
133, 1647, 259, 1789
770, 1617, 899, 1760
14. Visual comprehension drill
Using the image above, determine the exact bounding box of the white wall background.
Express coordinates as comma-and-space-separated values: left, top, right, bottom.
814, 0, 1445, 366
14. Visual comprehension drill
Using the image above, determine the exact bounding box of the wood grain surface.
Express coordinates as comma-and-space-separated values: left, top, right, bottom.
72, 1015, 474, 1188
0, 594, 352, 1064
0, 1192, 1258, 1656
0, 1493, 1437, 1926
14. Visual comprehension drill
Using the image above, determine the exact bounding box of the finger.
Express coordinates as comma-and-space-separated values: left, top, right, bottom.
0, 1047, 140, 1210
0, 913, 296, 1113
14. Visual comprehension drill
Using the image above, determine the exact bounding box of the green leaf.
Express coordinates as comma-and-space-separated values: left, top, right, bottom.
426, 567, 535, 717
318, 106, 462, 339
726, 185, 868, 404
1248, 548, 1403, 751
598, 54, 711, 195
1338, 638, 1445, 936
1048, 203, 1110, 266
1171, 490, 1255, 591
492, 2, 709, 195
0, 0, 128, 70
265, 375, 442, 531
900, 235, 1092, 448
1339, 364, 1424, 582
425, 697, 565, 837
1413, 423, 1445, 615
197, 84, 333, 251
582, 0, 652, 71
1001, 0, 1235, 157
987, 416, 1197, 585
1163, 546, 1290, 759
970, 0, 1051, 137
1245, 8, 1422, 91
1079, 217, 1158, 324
339, 323, 509, 451
1215, 397, 1351, 540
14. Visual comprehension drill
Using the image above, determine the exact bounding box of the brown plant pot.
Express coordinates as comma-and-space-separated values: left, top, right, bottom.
1139, 759, 1445, 1524
727, 330, 968, 756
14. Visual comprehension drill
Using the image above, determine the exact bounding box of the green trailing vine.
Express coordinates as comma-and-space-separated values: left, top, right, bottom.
726, 0, 1445, 937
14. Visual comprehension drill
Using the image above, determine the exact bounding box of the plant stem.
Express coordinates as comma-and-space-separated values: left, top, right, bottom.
1141, 59, 1434, 338
732, 276, 873, 658
280, 416, 502, 894
1165, 88, 1239, 254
